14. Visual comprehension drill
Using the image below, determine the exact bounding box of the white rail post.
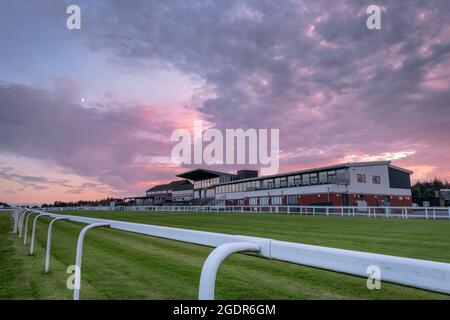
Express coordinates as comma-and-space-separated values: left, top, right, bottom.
198, 242, 260, 300
45, 217, 69, 273
74, 223, 110, 300
19, 209, 30, 237
13, 208, 24, 233
433, 209, 436, 220
23, 211, 37, 244
30, 213, 49, 255
18, 210, 28, 237
425, 208, 429, 219
448, 207, 450, 220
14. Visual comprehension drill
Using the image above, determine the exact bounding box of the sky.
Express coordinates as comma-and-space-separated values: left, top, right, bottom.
1, 0, 450, 205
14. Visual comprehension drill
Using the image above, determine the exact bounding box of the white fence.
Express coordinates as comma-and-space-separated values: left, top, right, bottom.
42, 205, 450, 220
5, 208, 450, 300
0, 208, 13, 216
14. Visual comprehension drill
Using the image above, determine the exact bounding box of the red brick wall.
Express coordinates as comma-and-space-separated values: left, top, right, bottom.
228, 193, 412, 207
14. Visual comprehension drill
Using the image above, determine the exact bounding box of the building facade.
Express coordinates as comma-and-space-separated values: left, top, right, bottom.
178, 161, 413, 207
125, 180, 193, 206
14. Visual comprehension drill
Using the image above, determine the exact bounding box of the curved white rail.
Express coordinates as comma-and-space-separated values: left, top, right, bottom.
74, 222, 110, 300
199, 242, 261, 300
30, 213, 49, 255
45, 217, 69, 273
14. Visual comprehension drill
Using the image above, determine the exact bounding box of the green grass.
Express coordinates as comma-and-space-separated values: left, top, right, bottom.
0, 211, 449, 300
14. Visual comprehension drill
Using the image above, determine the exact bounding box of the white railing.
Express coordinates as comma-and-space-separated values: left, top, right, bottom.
5, 207, 450, 300
0, 208, 13, 215
42, 205, 450, 220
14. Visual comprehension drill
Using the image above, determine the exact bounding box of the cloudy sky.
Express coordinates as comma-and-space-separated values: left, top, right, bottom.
1, 0, 450, 205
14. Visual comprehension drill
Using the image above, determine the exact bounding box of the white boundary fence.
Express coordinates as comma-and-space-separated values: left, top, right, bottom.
43, 205, 450, 220
4, 207, 450, 300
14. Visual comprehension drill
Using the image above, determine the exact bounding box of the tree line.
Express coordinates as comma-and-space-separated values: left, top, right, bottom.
412, 178, 450, 198
42, 197, 124, 208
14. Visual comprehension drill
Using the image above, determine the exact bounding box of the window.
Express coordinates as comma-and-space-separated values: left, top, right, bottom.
372, 175, 381, 184
271, 196, 282, 205
327, 170, 337, 183
287, 195, 297, 205
260, 197, 269, 205
280, 177, 287, 187
255, 180, 261, 189
294, 175, 302, 185
274, 178, 280, 188
288, 176, 294, 187
268, 179, 274, 189
336, 169, 347, 182
310, 173, 318, 184
249, 198, 258, 205
357, 174, 366, 183
303, 174, 310, 185
319, 172, 327, 184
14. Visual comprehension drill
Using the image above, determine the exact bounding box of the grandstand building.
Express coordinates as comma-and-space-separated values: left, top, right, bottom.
177, 161, 413, 207
125, 180, 193, 206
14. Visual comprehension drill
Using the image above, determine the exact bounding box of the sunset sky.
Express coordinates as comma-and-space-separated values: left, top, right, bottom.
1, 0, 450, 205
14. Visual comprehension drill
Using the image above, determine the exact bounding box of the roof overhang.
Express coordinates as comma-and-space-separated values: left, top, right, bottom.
177, 169, 235, 181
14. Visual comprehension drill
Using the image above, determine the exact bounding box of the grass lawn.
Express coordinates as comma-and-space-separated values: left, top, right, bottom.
1, 211, 449, 300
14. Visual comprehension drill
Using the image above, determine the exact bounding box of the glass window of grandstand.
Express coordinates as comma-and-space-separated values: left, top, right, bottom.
294, 175, 301, 185
327, 170, 337, 183
249, 198, 258, 205
336, 169, 347, 182
268, 179, 274, 189
287, 195, 297, 205
372, 175, 381, 184
255, 180, 261, 189
303, 174, 310, 185
275, 178, 280, 188
319, 171, 328, 184
260, 197, 269, 205
272, 196, 282, 205
310, 173, 318, 184
280, 177, 287, 187
357, 174, 366, 183
262, 179, 269, 189
288, 176, 294, 187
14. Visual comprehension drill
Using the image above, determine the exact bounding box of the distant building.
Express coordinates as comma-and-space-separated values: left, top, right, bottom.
440, 189, 450, 207
0, 202, 10, 208
124, 180, 193, 206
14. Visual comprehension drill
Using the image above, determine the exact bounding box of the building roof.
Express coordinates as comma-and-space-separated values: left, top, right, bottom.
145, 179, 192, 193
176, 169, 237, 181
215, 161, 413, 186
